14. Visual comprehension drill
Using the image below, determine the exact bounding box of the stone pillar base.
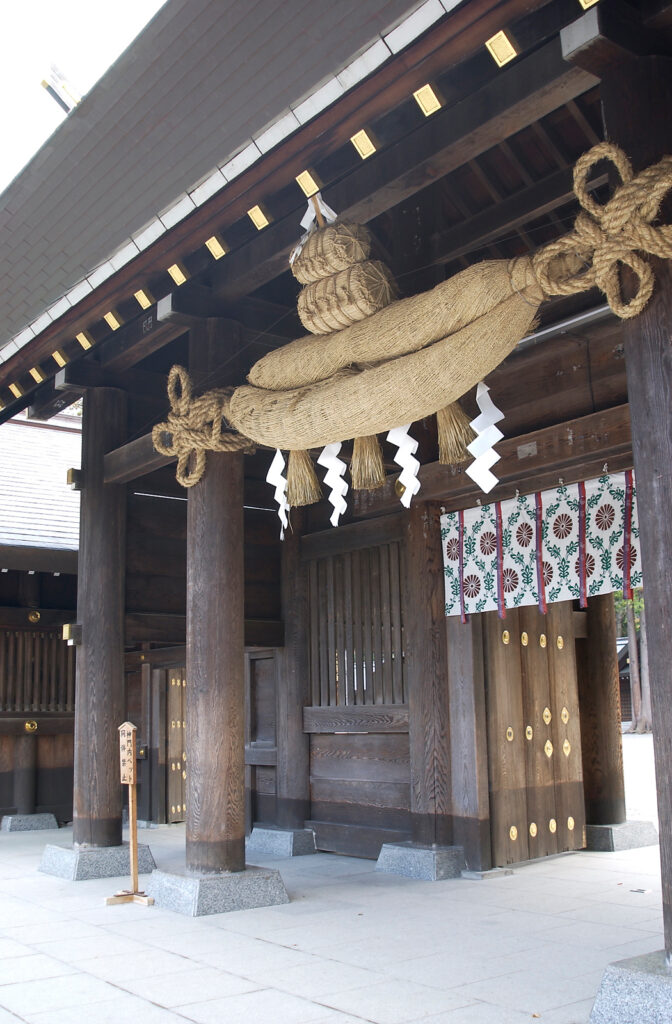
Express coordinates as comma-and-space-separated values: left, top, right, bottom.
147, 866, 289, 916
590, 951, 672, 1023
1, 813, 59, 832
376, 842, 464, 881
585, 820, 659, 852
39, 842, 156, 880
246, 826, 316, 857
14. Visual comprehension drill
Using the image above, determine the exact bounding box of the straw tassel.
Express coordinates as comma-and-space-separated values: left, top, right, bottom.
437, 402, 475, 464
287, 449, 322, 506
350, 435, 386, 490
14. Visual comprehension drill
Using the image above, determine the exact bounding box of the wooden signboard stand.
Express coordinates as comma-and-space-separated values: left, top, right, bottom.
106, 722, 154, 906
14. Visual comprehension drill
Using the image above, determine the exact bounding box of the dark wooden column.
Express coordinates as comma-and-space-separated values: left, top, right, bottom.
601, 55, 672, 957
13, 733, 37, 816
576, 594, 626, 825
186, 319, 246, 873
276, 508, 310, 829
446, 615, 491, 870
404, 502, 451, 846
73, 388, 126, 847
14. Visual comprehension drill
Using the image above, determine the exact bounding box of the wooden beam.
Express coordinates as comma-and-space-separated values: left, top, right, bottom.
96, 304, 186, 373
404, 502, 451, 846
124, 612, 283, 647
561, 3, 670, 79
354, 404, 632, 518
215, 40, 596, 301
0, 546, 77, 574
602, 55, 672, 957
576, 593, 626, 825
301, 513, 403, 561
73, 387, 126, 848
447, 615, 491, 871
435, 167, 607, 265
104, 432, 175, 484
0, 606, 73, 629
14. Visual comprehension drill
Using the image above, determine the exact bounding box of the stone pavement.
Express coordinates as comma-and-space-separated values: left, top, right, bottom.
0, 824, 663, 1024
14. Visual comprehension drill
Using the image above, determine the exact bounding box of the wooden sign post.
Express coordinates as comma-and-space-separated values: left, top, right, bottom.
106, 722, 154, 906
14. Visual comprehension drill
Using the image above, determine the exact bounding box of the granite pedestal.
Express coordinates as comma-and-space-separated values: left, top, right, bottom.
585, 820, 659, 852
246, 825, 316, 857
376, 842, 465, 881
590, 950, 672, 1023
147, 865, 289, 916
1, 813, 58, 832
39, 842, 156, 880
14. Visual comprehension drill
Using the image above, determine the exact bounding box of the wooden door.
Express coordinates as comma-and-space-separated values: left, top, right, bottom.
245, 650, 278, 830
166, 667, 186, 822
485, 601, 585, 866
304, 540, 411, 858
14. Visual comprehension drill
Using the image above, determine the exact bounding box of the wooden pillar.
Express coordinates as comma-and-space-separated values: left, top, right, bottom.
13, 733, 37, 816
446, 615, 491, 870
276, 508, 310, 829
404, 502, 451, 846
576, 594, 626, 826
186, 319, 245, 873
601, 55, 672, 956
73, 388, 126, 847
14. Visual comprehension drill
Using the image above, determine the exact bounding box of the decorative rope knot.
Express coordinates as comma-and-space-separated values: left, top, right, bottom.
152, 365, 253, 487
533, 142, 672, 318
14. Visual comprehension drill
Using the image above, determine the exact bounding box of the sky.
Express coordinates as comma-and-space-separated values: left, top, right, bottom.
2, 0, 168, 193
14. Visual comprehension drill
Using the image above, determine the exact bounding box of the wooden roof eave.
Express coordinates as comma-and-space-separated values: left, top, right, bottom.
0, 0, 559, 415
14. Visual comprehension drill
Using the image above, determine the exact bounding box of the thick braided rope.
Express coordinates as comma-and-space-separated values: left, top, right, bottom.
152, 366, 254, 487
533, 142, 672, 318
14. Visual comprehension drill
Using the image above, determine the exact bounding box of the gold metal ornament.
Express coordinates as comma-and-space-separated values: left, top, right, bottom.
182, 770, 187, 780
561, 706, 570, 724
567, 816, 575, 831
557, 635, 564, 650
563, 739, 571, 757
539, 633, 547, 648
521, 631, 529, 647
502, 630, 510, 645
28, 610, 41, 623
544, 740, 554, 758
171, 762, 175, 771
171, 805, 176, 814
506, 726, 514, 742
24, 720, 38, 733
509, 825, 518, 841
525, 725, 533, 741
529, 822, 538, 837
549, 818, 557, 834
543, 707, 552, 725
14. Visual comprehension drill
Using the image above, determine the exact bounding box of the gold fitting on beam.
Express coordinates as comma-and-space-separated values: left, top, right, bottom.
62, 622, 82, 645
350, 128, 377, 160
485, 30, 518, 68
66, 468, 82, 491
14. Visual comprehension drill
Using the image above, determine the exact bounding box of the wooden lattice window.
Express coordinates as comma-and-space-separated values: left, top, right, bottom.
308, 542, 406, 707
0, 629, 75, 712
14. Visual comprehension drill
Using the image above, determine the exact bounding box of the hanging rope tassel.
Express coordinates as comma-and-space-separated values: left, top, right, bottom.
286, 449, 322, 507
350, 434, 386, 490
436, 402, 475, 464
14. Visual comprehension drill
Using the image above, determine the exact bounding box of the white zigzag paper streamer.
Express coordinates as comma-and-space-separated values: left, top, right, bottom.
317, 442, 348, 527
289, 192, 338, 264
387, 424, 421, 508
266, 449, 290, 538
465, 382, 505, 494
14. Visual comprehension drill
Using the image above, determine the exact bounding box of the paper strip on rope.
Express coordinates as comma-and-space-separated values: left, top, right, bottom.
441, 472, 641, 619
